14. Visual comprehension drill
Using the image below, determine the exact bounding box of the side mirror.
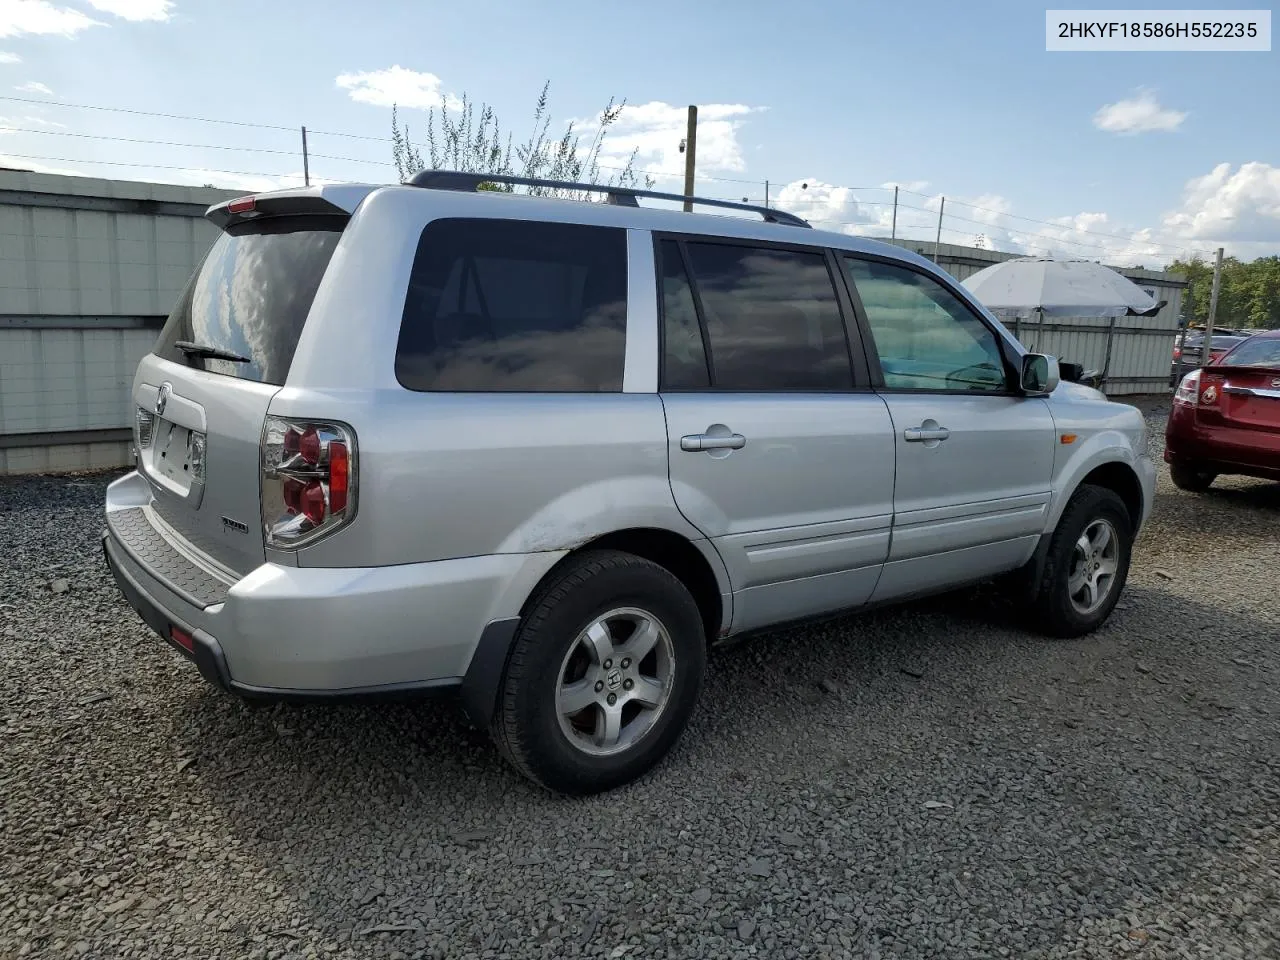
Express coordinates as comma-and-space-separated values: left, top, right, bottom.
1059, 360, 1085, 383
1020, 353, 1060, 395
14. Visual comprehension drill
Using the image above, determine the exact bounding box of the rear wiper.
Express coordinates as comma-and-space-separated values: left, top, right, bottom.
173, 340, 250, 364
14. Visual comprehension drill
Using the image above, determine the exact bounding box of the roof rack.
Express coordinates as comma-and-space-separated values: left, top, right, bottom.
407, 169, 811, 229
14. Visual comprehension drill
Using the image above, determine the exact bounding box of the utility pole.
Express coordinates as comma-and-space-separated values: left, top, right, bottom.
933, 196, 945, 262
764, 180, 769, 209
301, 126, 311, 186
682, 105, 697, 212
890, 185, 899, 240
1199, 246, 1224, 367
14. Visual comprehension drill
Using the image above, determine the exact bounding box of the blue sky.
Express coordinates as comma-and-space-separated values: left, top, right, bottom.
1, 0, 1276, 265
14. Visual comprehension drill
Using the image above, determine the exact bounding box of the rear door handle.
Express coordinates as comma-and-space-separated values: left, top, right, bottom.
681, 433, 747, 452
903, 426, 951, 442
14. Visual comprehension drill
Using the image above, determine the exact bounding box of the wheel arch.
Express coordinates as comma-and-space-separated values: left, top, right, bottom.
524, 527, 731, 644
1009, 456, 1145, 607
1075, 461, 1144, 530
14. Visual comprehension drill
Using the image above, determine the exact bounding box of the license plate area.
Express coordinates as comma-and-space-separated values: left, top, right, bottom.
145, 419, 206, 497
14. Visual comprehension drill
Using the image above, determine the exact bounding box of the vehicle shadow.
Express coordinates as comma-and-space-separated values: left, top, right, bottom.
171, 584, 1280, 956
1198, 478, 1280, 511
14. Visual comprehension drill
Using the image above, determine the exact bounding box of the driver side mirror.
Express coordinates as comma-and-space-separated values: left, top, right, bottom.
1020, 353, 1060, 396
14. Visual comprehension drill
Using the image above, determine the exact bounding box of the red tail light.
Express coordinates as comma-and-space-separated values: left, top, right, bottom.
170, 627, 194, 652
260, 418, 357, 549
328, 441, 349, 513
298, 427, 321, 465
300, 481, 326, 525
1174, 369, 1201, 405
228, 196, 256, 214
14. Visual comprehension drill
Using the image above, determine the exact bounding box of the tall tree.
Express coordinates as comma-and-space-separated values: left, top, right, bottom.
391, 81, 652, 198
1168, 255, 1280, 330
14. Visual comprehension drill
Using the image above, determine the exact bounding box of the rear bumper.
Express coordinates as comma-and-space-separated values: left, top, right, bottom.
103, 531, 464, 702
103, 532, 232, 690
1165, 405, 1280, 479
103, 471, 564, 700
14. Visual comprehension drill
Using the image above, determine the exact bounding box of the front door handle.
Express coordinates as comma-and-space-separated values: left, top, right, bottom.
903, 426, 951, 443
681, 432, 747, 452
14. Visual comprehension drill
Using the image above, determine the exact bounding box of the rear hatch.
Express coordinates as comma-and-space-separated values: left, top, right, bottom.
132, 200, 349, 576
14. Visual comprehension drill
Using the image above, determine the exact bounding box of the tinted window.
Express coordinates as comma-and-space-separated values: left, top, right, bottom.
154, 217, 344, 385
396, 219, 627, 392
659, 240, 710, 389
682, 242, 853, 391
844, 257, 1008, 392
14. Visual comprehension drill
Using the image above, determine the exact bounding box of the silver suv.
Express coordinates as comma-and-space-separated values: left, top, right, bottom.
104, 172, 1156, 794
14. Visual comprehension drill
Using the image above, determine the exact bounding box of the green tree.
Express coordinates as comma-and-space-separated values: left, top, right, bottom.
1168, 255, 1280, 330
391, 81, 652, 198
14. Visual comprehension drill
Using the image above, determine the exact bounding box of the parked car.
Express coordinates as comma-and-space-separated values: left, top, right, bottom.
1166, 330, 1280, 491
102, 172, 1156, 794
1170, 332, 1248, 386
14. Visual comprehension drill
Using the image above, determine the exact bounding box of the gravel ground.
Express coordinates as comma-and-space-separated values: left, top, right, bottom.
3, 404, 1279, 960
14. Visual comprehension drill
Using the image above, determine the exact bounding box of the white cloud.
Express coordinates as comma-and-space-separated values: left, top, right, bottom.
767, 176, 1221, 267
23, 114, 66, 127
167, 168, 342, 192
335, 66, 461, 110
1094, 89, 1186, 135
1162, 161, 1280, 250
0, 151, 80, 175
0, 0, 103, 39
15, 81, 53, 95
83, 0, 174, 20
772, 178, 890, 233
881, 179, 929, 193
0, 52, 22, 64
589, 101, 762, 179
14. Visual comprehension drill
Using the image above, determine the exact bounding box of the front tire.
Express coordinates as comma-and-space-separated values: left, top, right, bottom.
1026, 485, 1133, 638
491, 550, 706, 795
1169, 462, 1217, 492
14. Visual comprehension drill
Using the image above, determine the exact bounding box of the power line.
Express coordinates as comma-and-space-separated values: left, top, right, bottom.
0, 94, 297, 132
897, 185, 1201, 254
0, 151, 306, 180
0, 124, 304, 156
0, 94, 765, 186
0, 93, 1213, 260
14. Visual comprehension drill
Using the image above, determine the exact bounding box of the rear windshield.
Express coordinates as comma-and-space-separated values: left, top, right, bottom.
154, 216, 345, 385
1221, 337, 1280, 367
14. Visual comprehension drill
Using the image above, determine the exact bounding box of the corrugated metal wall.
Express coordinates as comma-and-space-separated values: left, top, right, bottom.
0, 171, 237, 474
881, 239, 1187, 394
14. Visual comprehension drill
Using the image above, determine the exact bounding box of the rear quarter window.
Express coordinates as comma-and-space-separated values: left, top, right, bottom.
153, 216, 345, 386
395, 218, 628, 392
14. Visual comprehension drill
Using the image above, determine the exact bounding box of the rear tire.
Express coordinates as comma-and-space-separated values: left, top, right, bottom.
1169, 462, 1217, 492
1026, 485, 1133, 639
491, 550, 706, 795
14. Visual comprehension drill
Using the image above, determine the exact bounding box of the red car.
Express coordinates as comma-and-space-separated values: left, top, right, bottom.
1165, 330, 1280, 491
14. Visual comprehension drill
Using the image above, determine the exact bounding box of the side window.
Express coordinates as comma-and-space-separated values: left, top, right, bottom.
658, 240, 710, 389
680, 242, 853, 391
843, 257, 1008, 393
395, 218, 627, 392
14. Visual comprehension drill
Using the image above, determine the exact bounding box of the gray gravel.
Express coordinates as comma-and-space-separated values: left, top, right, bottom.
3, 403, 1279, 960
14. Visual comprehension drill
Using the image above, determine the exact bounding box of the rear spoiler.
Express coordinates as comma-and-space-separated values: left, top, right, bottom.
205, 183, 377, 230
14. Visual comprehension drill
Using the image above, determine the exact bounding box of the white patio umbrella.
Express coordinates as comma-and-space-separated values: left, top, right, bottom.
962, 257, 1163, 319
